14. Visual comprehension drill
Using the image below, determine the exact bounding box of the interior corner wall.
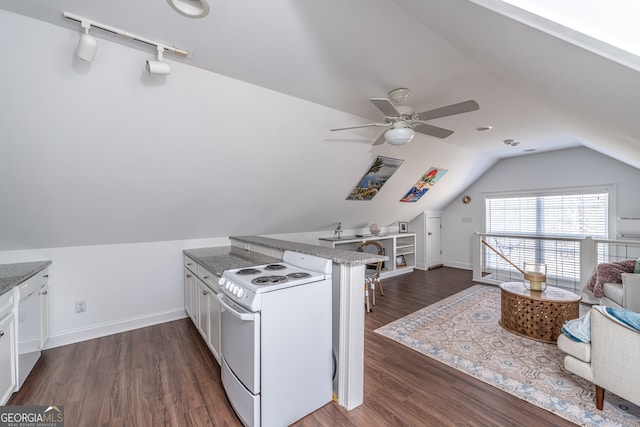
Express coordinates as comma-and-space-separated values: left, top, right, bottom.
441, 146, 640, 270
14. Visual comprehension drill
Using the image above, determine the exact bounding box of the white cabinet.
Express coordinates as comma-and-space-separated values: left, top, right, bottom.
319, 233, 416, 278
184, 263, 197, 324
183, 256, 221, 363
40, 272, 50, 348
0, 291, 16, 405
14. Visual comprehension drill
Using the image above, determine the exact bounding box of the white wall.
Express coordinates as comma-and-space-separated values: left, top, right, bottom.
0, 237, 230, 348
441, 146, 640, 269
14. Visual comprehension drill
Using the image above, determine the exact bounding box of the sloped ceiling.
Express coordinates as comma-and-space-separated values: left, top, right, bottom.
1, 0, 639, 250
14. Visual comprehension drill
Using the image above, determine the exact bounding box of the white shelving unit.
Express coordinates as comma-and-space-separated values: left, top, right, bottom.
319, 233, 416, 278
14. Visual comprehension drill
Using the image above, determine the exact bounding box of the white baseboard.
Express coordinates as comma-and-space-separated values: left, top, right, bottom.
44, 308, 188, 349
443, 261, 472, 270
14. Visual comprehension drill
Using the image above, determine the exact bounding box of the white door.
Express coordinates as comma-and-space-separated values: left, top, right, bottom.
427, 216, 442, 269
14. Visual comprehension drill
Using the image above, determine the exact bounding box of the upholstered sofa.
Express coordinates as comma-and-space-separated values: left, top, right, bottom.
600, 272, 640, 312
557, 308, 640, 409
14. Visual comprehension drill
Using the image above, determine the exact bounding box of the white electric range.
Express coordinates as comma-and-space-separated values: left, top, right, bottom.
217, 250, 333, 427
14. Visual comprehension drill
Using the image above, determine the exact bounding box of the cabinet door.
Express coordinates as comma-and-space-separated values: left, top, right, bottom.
0, 313, 16, 405
40, 284, 50, 348
208, 293, 221, 363
197, 280, 210, 342
184, 269, 197, 324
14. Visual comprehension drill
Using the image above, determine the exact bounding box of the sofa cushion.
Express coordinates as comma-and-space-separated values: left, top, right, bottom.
602, 281, 624, 306
557, 333, 591, 363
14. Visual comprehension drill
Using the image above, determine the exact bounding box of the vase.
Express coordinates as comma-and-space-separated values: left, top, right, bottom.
523, 262, 547, 291
369, 223, 381, 236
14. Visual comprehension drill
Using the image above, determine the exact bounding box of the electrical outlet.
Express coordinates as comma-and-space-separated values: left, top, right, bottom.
75, 300, 87, 313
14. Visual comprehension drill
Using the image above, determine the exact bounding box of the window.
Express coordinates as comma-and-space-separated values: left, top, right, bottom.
486, 190, 609, 239
484, 188, 610, 284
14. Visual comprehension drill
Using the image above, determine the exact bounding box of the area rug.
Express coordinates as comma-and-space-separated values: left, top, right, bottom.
374, 285, 640, 427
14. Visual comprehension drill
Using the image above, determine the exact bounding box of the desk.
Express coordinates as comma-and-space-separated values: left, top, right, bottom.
499, 282, 581, 343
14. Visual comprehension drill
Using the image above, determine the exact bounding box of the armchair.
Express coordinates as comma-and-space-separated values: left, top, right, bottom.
557, 308, 640, 409
600, 272, 640, 313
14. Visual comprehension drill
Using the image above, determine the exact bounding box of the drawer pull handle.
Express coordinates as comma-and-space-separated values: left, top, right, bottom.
204, 276, 210, 279
202, 290, 208, 295
0, 331, 4, 338
186, 274, 192, 278
43, 275, 49, 278
42, 291, 48, 295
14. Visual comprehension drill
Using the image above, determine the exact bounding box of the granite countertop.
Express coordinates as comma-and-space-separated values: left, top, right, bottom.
183, 246, 281, 277
0, 260, 52, 297
319, 231, 415, 242
230, 235, 388, 265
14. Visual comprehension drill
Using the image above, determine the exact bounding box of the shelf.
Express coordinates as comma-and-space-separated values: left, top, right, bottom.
319, 232, 416, 278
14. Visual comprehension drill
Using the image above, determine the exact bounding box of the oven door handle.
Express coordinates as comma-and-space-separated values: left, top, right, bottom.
217, 293, 255, 321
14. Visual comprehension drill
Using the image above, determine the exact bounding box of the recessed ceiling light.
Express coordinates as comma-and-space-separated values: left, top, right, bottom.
523, 148, 536, 152
503, 139, 520, 146
475, 126, 492, 132
167, 0, 209, 18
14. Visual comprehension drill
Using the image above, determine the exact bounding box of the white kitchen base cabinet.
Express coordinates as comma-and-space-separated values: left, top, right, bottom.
319, 233, 416, 278
0, 287, 16, 405
183, 256, 221, 364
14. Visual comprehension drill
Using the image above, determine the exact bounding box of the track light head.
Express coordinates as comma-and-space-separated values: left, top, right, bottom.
145, 46, 171, 75
75, 22, 97, 62
145, 60, 171, 75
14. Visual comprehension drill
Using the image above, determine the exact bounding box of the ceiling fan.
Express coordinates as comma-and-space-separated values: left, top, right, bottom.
330, 88, 479, 146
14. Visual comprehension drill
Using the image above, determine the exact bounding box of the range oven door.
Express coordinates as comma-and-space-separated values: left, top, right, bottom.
218, 293, 261, 426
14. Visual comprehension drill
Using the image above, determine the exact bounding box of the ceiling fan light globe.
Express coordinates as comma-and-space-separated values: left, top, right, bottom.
384, 127, 414, 145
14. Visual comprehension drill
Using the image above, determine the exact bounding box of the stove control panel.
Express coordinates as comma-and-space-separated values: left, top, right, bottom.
219, 277, 245, 298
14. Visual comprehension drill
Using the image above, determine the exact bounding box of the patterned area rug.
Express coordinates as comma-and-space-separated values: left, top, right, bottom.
375, 285, 640, 427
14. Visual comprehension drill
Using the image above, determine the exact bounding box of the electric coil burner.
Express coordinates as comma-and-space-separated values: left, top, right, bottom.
251, 275, 288, 285
217, 250, 333, 427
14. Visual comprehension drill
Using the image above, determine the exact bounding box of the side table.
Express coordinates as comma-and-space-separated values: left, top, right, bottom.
499, 282, 581, 343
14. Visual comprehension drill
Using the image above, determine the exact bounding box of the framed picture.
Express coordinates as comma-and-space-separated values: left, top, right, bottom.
400, 167, 448, 203
399, 222, 408, 233
346, 156, 404, 201
396, 255, 407, 268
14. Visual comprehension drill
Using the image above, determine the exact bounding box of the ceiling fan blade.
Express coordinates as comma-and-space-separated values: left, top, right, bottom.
371, 132, 387, 146
370, 98, 400, 117
416, 100, 479, 121
413, 123, 454, 139
330, 123, 386, 131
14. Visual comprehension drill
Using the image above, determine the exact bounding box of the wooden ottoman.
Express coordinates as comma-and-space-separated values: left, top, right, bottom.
499, 282, 581, 343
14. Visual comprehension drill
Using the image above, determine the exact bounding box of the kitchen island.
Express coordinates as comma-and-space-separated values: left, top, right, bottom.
229, 235, 387, 411
185, 236, 387, 411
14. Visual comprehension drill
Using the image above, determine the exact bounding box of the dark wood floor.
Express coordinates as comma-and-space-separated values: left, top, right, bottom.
9, 267, 576, 426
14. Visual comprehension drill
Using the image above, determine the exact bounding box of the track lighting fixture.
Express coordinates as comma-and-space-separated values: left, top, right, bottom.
63, 12, 190, 74
75, 21, 98, 62
146, 46, 171, 75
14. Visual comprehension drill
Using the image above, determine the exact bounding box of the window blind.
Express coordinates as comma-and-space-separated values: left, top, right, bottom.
486, 191, 608, 238
484, 189, 609, 284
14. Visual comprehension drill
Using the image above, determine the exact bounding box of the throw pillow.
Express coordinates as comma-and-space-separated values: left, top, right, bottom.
635, 257, 640, 274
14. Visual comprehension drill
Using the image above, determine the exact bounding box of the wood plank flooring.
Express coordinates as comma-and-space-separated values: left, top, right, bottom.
9, 267, 576, 426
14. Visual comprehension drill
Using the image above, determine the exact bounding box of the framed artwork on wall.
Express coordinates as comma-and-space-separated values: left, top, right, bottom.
346, 156, 404, 201
400, 167, 447, 203
399, 222, 408, 233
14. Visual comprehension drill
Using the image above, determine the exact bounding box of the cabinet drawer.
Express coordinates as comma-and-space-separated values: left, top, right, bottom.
197, 265, 220, 292
0, 292, 14, 319
184, 255, 198, 273
40, 269, 49, 286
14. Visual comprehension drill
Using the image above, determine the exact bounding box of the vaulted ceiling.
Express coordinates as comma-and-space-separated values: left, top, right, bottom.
1, 0, 639, 250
